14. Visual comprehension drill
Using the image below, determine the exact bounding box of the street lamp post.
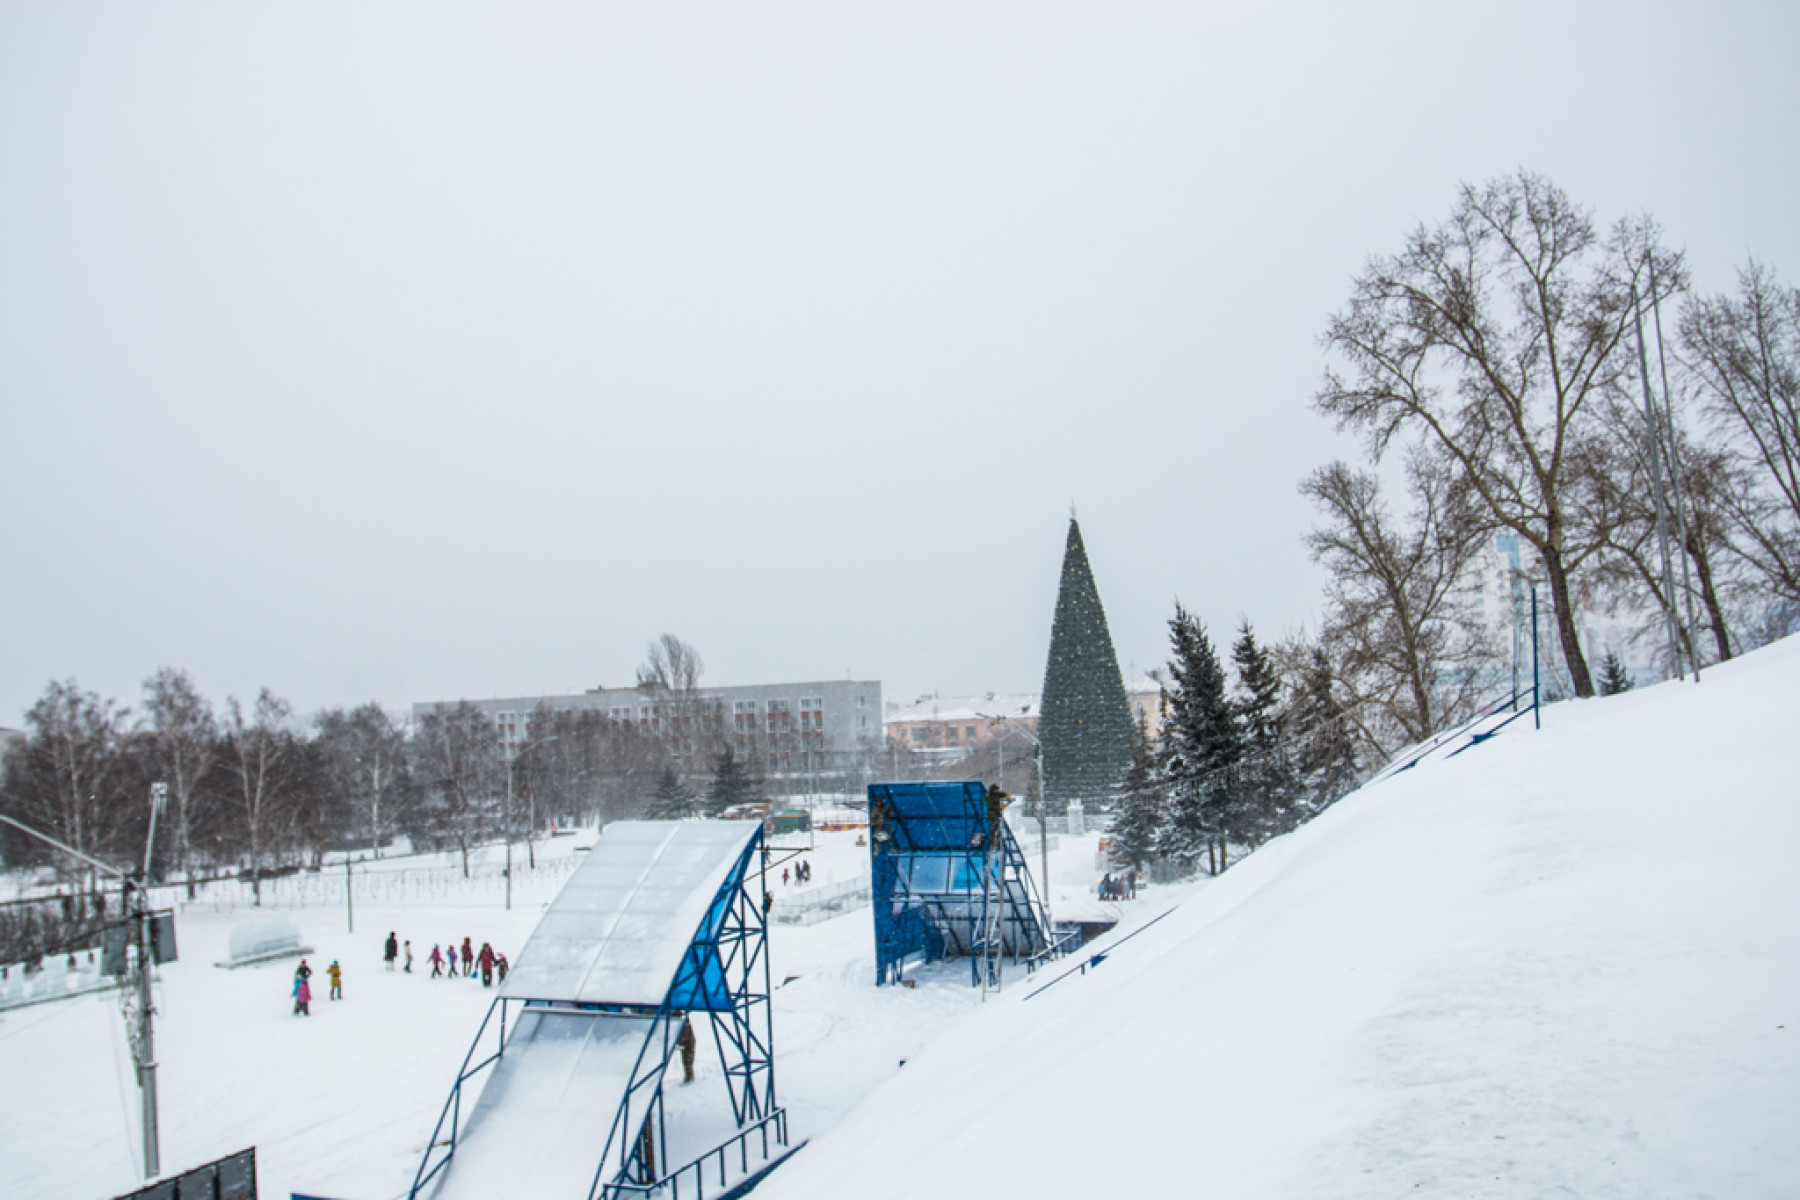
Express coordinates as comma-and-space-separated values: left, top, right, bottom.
982, 719, 1050, 927
505, 736, 559, 911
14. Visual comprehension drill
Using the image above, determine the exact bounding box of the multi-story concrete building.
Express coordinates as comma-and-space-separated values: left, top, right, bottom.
883, 692, 1039, 757
413, 679, 884, 792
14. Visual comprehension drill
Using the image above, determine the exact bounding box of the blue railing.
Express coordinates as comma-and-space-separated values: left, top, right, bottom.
409, 998, 511, 1197
1023, 907, 1179, 1001
600, 1109, 789, 1200
1367, 683, 1536, 784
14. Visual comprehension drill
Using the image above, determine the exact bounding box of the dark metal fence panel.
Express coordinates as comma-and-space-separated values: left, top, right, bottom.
114, 1147, 256, 1200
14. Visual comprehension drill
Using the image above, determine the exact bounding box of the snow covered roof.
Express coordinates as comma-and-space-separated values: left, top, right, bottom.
884, 692, 1039, 726
499, 820, 757, 1007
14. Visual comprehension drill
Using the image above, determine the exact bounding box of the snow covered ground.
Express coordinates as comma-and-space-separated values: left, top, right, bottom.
0, 821, 1113, 1199
760, 637, 1800, 1200
13, 638, 1794, 1199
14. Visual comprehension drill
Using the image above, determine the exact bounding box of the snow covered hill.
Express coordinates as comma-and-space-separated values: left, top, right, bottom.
758, 638, 1800, 1200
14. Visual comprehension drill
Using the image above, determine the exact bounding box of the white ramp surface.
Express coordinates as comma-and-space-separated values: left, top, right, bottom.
502, 821, 758, 1006
428, 1009, 658, 1200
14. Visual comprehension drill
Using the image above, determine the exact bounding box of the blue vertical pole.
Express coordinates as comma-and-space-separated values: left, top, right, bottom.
1531, 585, 1541, 731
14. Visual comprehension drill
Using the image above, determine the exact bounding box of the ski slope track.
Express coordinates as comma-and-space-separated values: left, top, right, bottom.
761, 637, 1800, 1200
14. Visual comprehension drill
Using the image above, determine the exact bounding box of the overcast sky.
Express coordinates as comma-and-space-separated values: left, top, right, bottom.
2, 1, 1796, 726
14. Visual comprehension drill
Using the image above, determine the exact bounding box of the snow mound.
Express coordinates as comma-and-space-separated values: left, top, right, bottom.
758, 638, 1800, 1200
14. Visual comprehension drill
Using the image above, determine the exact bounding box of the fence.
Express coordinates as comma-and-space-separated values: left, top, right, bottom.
116, 1146, 256, 1200
0, 950, 118, 1011
769, 877, 870, 927
182, 853, 584, 912
600, 1110, 789, 1200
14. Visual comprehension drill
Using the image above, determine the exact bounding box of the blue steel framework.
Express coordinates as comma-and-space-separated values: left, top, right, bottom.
868, 781, 1053, 987
409, 829, 782, 1200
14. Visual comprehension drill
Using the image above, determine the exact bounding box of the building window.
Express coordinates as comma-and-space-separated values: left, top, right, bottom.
911, 728, 928, 743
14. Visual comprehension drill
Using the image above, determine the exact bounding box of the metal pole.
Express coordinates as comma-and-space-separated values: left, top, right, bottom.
136, 883, 159, 1179
1036, 744, 1050, 928
0, 813, 125, 879
505, 761, 514, 912
345, 853, 354, 934
138, 784, 164, 1178
1531, 585, 1541, 731
1650, 261, 1702, 680
1634, 285, 1686, 680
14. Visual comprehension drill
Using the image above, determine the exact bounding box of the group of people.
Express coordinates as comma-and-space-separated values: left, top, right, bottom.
1098, 871, 1138, 901
291, 958, 342, 1015
425, 935, 509, 987
290, 931, 512, 1015
780, 859, 813, 886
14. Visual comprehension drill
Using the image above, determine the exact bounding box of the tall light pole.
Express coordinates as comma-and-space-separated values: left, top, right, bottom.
505, 736, 559, 911
982, 718, 1050, 926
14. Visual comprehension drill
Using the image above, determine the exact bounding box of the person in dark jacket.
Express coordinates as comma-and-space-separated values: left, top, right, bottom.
676, 1016, 697, 1084
478, 942, 496, 987
384, 931, 399, 971
461, 938, 474, 977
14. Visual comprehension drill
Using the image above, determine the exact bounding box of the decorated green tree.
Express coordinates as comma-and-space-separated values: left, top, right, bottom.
1037, 517, 1135, 813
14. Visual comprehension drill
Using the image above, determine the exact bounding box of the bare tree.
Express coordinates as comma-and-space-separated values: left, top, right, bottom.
1302, 453, 1496, 755
315, 704, 410, 860
0, 681, 133, 882
1680, 259, 1800, 606
636, 633, 726, 778
141, 667, 217, 893
1582, 390, 1743, 666
1317, 171, 1684, 697
410, 701, 500, 876
221, 689, 302, 905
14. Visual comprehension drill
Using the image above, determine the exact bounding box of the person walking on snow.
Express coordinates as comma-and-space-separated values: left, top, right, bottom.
428, 945, 445, 978
384, 931, 399, 971
677, 1016, 697, 1084
327, 960, 343, 1000
293, 971, 312, 1016
495, 953, 508, 984
461, 937, 474, 977
404, 940, 414, 973
478, 942, 496, 987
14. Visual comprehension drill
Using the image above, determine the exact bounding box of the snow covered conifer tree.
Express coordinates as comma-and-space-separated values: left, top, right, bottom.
704, 747, 761, 817
1599, 652, 1634, 696
1285, 646, 1362, 814
646, 766, 695, 819
1231, 621, 1299, 843
1158, 605, 1242, 875
1110, 712, 1167, 870
1038, 517, 1135, 813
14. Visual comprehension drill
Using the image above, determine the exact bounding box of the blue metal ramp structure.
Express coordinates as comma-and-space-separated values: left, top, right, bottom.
411, 821, 784, 1200
868, 781, 1055, 987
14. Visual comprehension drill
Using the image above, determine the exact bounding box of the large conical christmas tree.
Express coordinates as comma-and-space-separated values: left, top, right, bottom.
1038, 517, 1135, 812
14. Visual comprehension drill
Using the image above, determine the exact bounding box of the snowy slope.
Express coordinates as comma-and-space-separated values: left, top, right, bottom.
758, 638, 1800, 1200
1, 826, 1104, 1200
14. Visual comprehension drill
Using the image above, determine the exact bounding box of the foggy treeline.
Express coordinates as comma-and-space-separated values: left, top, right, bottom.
0, 639, 871, 893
